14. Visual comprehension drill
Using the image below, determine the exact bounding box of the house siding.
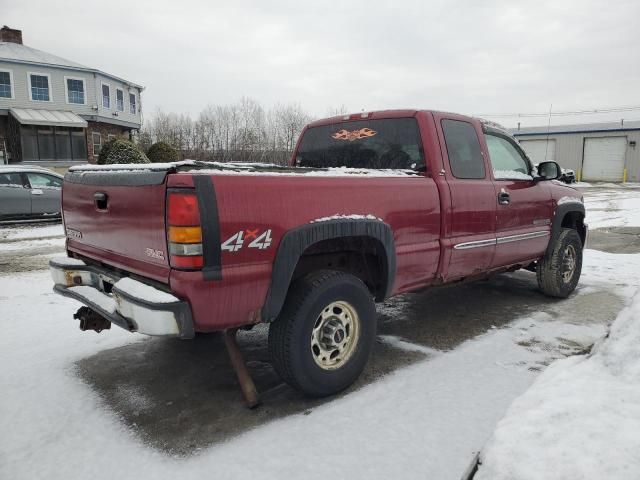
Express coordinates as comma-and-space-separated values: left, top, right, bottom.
94, 72, 142, 126
0, 61, 96, 115
0, 61, 142, 127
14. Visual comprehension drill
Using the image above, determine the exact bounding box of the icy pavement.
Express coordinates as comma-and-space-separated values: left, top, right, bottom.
0, 222, 65, 274
582, 183, 640, 229
1, 188, 639, 479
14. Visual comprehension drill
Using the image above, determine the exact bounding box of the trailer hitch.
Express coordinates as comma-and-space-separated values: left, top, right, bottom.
224, 328, 260, 409
74, 307, 111, 333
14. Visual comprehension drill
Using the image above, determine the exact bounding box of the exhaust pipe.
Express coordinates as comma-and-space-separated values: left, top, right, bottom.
74, 307, 111, 333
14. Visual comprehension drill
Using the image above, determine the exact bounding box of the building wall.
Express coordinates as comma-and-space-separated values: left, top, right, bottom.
515, 130, 640, 182
0, 61, 142, 127
94, 73, 142, 126
0, 60, 96, 115
86, 121, 130, 163
0, 114, 7, 164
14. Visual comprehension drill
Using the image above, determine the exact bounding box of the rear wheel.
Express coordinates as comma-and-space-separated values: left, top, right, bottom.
268, 270, 376, 397
537, 228, 583, 298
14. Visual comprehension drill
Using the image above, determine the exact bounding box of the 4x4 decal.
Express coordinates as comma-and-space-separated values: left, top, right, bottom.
221, 229, 273, 252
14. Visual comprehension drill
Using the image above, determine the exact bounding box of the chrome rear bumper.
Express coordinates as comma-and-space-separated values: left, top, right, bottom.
49, 257, 194, 339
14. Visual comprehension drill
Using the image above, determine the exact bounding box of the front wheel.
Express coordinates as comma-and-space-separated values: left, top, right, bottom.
537, 228, 583, 298
268, 270, 376, 397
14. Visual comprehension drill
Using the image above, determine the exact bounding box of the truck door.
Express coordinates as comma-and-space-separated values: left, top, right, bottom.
435, 114, 496, 280
483, 130, 552, 268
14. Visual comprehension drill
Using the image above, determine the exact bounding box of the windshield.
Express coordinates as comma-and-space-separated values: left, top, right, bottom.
295, 117, 425, 170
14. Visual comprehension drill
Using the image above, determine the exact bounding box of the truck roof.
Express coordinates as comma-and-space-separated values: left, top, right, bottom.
306, 109, 480, 128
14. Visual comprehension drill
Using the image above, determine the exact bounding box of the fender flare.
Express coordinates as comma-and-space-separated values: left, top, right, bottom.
547, 203, 586, 257
261, 219, 396, 322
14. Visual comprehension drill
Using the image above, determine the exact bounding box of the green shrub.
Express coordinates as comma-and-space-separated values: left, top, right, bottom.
97, 139, 149, 165
147, 142, 179, 163
97, 139, 117, 164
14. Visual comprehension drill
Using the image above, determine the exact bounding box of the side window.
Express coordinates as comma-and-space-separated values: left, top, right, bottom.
441, 120, 485, 179
0, 172, 25, 188
92, 132, 102, 155
27, 173, 62, 189
485, 134, 532, 180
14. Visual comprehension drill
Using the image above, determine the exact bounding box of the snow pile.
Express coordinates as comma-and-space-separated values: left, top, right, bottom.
188, 166, 417, 177
310, 213, 384, 223
0, 224, 63, 241
557, 195, 583, 205
69, 160, 197, 171
493, 170, 533, 181
50, 256, 86, 267
476, 289, 640, 480
67, 286, 117, 314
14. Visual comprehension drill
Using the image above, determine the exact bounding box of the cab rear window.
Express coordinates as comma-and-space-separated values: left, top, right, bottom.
295, 117, 425, 170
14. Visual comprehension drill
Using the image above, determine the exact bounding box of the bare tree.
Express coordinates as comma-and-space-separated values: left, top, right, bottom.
139, 98, 317, 165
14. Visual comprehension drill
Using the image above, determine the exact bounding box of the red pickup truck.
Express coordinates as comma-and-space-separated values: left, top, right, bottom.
50, 109, 586, 398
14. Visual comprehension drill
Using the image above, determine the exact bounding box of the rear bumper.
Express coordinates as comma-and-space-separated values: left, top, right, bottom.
50, 257, 194, 339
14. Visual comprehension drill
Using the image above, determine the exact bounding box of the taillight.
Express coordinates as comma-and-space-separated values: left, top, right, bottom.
167, 191, 203, 269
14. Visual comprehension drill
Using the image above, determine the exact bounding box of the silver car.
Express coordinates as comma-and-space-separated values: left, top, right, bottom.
0, 166, 63, 221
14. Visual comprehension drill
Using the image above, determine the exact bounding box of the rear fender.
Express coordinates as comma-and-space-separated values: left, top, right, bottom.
262, 219, 396, 322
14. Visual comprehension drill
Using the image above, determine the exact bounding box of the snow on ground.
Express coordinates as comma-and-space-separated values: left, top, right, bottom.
476, 290, 640, 480
580, 184, 640, 229
1, 247, 637, 480
0, 223, 63, 241
1, 187, 639, 480
0, 236, 65, 252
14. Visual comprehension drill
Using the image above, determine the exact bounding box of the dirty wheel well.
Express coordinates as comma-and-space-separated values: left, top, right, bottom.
561, 211, 587, 246
291, 236, 388, 301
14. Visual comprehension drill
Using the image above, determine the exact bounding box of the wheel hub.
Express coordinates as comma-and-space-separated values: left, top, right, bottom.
311, 301, 360, 370
562, 244, 577, 283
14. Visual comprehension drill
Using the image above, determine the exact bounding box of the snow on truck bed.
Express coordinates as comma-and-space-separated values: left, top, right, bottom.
68, 160, 417, 177
476, 289, 640, 480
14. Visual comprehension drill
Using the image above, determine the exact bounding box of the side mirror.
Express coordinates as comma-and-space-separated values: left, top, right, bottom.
536, 161, 561, 181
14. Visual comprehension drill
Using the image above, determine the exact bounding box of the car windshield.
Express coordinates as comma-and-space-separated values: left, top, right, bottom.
295, 117, 425, 170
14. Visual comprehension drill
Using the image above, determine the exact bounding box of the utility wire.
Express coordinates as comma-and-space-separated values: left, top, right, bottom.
476, 105, 640, 118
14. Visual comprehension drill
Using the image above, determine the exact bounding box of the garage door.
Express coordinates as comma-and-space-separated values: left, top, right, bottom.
582, 137, 626, 182
519, 139, 556, 164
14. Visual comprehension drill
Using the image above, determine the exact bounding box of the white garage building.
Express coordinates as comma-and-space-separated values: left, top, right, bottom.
511, 121, 640, 182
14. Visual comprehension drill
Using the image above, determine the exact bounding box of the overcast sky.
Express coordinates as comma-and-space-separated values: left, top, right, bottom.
4, 0, 640, 127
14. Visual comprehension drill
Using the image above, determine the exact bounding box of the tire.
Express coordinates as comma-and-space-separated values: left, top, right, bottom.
537, 228, 583, 298
268, 270, 376, 397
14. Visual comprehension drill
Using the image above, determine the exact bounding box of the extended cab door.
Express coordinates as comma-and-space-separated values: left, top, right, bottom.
435, 114, 496, 280
483, 129, 552, 268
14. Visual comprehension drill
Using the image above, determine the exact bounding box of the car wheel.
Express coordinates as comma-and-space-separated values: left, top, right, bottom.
268, 270, 376, 397
537, 228, 583, 298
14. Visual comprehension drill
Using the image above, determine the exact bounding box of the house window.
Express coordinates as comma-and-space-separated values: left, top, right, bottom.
102, 84, 110, 108
107, 134, 116, 141
0, 70, 13, 99
66, 78, 85, 104
29, 73, 51, 101
92, 132, 102, 155
129, 93, 136, 114
116, 89, 124, 111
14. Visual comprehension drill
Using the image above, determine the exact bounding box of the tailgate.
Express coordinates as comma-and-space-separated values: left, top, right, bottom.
63, 168, 171, 283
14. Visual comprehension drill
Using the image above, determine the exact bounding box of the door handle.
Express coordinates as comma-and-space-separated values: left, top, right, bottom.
31, 189, 43, 195
94, 192, 108, 210
498, 189, 510, 205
